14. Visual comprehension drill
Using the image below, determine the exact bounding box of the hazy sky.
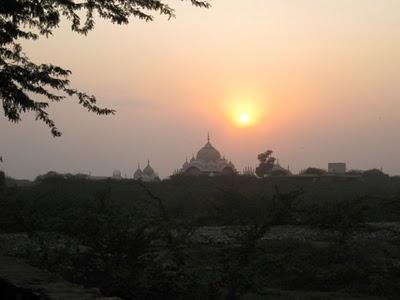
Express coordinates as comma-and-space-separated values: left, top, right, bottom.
1, 0, 400, 179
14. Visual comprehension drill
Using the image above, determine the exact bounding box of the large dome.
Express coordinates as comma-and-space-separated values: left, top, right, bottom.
196, 141, 221, 162
179, 134, 237, 176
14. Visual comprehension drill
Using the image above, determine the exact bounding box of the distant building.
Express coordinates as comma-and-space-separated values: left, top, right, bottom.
112, 170, 122, 179
269, 161, 292, 176
134, 161, 160, 182
243, 166, 255, 176
178, 134, 236, 176
328, 163, 346, 174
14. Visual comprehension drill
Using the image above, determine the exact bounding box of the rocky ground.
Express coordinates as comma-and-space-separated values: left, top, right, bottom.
1, 223, 400, 256
193, 222, 400, 244
1, 223, 399, 299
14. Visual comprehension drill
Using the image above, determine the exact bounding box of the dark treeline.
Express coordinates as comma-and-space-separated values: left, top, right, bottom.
1, 174, 400, 299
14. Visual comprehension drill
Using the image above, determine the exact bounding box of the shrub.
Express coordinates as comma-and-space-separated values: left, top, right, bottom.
300, 167, 327, 176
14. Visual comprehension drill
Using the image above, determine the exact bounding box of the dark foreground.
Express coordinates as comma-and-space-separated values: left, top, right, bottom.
1, 174, 400, 299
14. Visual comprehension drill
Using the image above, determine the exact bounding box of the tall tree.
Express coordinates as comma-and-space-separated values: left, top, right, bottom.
0, 0, 209, 136
255, 150, 276, 177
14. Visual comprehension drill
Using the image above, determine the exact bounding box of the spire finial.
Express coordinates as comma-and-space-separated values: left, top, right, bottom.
207, 132, 210, 143
138, 163, 140, 169
147, 159, 150, 166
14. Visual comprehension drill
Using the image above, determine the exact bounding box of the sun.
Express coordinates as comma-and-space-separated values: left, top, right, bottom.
238, 112, 251, 126
231, 102, 260, 127
221, 91, 265, 128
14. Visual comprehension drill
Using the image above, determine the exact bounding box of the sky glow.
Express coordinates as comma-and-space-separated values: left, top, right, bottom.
1, 0, 400, 179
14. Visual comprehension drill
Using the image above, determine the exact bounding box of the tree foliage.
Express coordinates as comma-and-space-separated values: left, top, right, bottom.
0, 0, 209, 136
362, 168, 388, 179
300, 167, 327, 176
255, 150, 276, 177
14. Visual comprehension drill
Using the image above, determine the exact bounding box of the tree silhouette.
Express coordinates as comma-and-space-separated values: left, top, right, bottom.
0, 0, 209, 136
300, 167, 326, 176
255, 150, 276, 177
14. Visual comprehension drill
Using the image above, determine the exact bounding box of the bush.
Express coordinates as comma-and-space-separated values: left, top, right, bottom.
300, 167, 327, 176
300, 197, 370, 244
362, 169, 388, 179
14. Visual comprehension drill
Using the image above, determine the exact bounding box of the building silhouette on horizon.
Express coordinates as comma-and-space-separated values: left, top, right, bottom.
176, 134, 236, 176
134, 160, 160, 182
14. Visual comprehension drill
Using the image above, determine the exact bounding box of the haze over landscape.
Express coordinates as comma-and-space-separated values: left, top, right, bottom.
1, 0, 400, 179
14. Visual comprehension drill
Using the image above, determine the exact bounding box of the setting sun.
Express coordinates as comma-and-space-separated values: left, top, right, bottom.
230, 101, 263, 128
238, 112, 251, 126
222, 93, 265, 128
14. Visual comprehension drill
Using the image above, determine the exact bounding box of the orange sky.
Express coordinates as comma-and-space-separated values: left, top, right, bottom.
1, 0, 400, 179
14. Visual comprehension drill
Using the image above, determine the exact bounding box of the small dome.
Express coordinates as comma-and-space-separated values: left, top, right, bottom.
270, 162, 291, 175
143, 160, 155, 176
134, 164, 143, 179
271, 164, 284, 171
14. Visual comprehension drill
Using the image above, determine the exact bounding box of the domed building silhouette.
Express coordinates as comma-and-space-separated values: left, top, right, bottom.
134, 161, 160, 182
269, 160, 292, 176
178, 134, 236, 176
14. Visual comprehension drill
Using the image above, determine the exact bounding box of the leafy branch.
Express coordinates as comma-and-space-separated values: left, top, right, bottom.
0, 0, 210, 136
